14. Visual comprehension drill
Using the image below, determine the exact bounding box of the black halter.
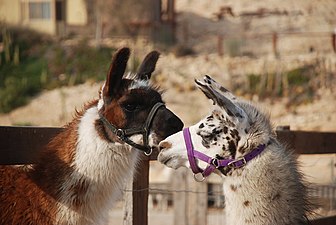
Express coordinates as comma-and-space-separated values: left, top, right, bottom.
99, 102, 165, 155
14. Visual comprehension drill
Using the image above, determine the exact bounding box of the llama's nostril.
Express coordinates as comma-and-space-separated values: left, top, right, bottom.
159, 141, 172, 151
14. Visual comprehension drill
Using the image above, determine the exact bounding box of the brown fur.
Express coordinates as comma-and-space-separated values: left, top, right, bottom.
0, 102, 95, 224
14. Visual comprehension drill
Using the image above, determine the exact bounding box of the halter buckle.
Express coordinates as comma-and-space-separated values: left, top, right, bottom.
211, 158, 220, 168
227, 157, 247, 168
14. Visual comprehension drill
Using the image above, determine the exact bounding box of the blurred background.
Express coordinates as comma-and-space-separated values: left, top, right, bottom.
0, 0, 335, 224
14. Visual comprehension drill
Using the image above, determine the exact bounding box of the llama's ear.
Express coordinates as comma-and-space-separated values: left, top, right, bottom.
203, 75, 237, 102
195, 78, 246, 120
103, 47, 130, 99
136, 50, 160, 80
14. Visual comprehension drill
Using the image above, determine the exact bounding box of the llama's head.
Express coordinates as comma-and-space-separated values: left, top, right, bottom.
158, 75, 272, 176
98, 48, 183, 154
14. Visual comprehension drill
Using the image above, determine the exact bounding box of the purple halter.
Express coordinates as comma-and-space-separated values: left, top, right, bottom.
183, 127, 266, 182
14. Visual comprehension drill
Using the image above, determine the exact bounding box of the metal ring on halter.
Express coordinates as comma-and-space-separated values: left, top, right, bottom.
211, 158, 220, 168
144, 147, 153, 156
116, 129, 125, 139
193, 173, 206, 182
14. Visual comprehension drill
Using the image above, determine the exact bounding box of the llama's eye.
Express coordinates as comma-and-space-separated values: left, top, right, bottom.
123, 103, 139, 112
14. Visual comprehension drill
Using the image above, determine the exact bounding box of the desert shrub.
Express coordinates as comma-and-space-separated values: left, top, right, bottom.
287, 66, 313, 86
0, 23, 52, 61
0, 58, 47, 112
247, 74, 261, 92
244, 64, 317, 105
0, 24, 116, 113
46, 40, 115, 86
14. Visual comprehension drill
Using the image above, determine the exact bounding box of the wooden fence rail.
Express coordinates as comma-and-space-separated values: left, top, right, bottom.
1, 126, 336, 224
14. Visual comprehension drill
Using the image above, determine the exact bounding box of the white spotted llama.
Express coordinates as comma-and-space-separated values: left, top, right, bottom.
158, 75, 311, 225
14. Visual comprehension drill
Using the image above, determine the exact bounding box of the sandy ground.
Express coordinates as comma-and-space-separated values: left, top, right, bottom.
108, 208, 226, 225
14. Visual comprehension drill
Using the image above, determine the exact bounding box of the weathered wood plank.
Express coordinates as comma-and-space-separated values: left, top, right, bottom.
311, 215, 336, 225
187, 170, 207, 225
2, 126, 335, 165
123, 180, 133, 225
0, 126, 63, 165
276, 130, 336, 154
173, 168, 188, 225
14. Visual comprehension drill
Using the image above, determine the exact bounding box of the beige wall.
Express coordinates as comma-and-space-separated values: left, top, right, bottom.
22, 0, 56, 35
0, 0, 21, 24
0, 0, 87, 35
66, 0, 87, 26
0, 0, 56, 35
24, 19, 56, 35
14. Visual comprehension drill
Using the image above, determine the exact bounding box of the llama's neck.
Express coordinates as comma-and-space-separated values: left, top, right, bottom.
32, 105, 140, 224
222, 141, 308, 225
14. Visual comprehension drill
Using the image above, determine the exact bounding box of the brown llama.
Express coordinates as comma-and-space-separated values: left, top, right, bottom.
0, 48, 183, 225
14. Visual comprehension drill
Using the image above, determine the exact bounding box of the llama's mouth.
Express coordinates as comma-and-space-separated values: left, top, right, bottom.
158, 155, 174, 167
160, 156, 172, 165
157, 153, 183, 170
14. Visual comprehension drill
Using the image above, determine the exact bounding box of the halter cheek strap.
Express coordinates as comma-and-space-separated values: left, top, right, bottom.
99, 102, 165, 155
183, 127, 266, 182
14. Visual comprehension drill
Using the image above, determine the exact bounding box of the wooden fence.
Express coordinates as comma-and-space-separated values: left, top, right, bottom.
1, 125, 336, 225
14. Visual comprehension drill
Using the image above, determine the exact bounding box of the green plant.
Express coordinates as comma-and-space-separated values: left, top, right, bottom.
0, 58, 47, 113
243, 63, 318, 105
286, 67, 311, 86
247, 74, 261, 92
46, 40, 115, 86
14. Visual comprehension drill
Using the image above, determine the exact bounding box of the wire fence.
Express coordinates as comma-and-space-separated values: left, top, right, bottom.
110, 182, 336, 225
110, 158, 336, 225
122, 184, 336, 208
177, 22, 336, 57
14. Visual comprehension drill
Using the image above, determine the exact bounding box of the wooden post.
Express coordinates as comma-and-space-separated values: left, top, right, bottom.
187, 171, 207, 225
332, 32, 336, 53
173, 168, 188, 225
123, 180, 133, 225
123, 155, 150, 225
218, 35, 224, 56
272, 32, 278, 57
167, 0, 176, 43
133, 156, 150, 225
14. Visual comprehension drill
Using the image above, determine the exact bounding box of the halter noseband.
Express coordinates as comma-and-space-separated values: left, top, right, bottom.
183, 127, 266, 182
99, 102, 165, 155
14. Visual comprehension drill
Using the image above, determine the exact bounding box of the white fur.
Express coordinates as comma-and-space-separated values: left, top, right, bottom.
97, 83, 105, 110
129, 79, 150, 90
97, 98, 104, 110
56, 106, 140, 225
159, 120, 308, 225
158, 76, 308, 225
223, 143, 306, 225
